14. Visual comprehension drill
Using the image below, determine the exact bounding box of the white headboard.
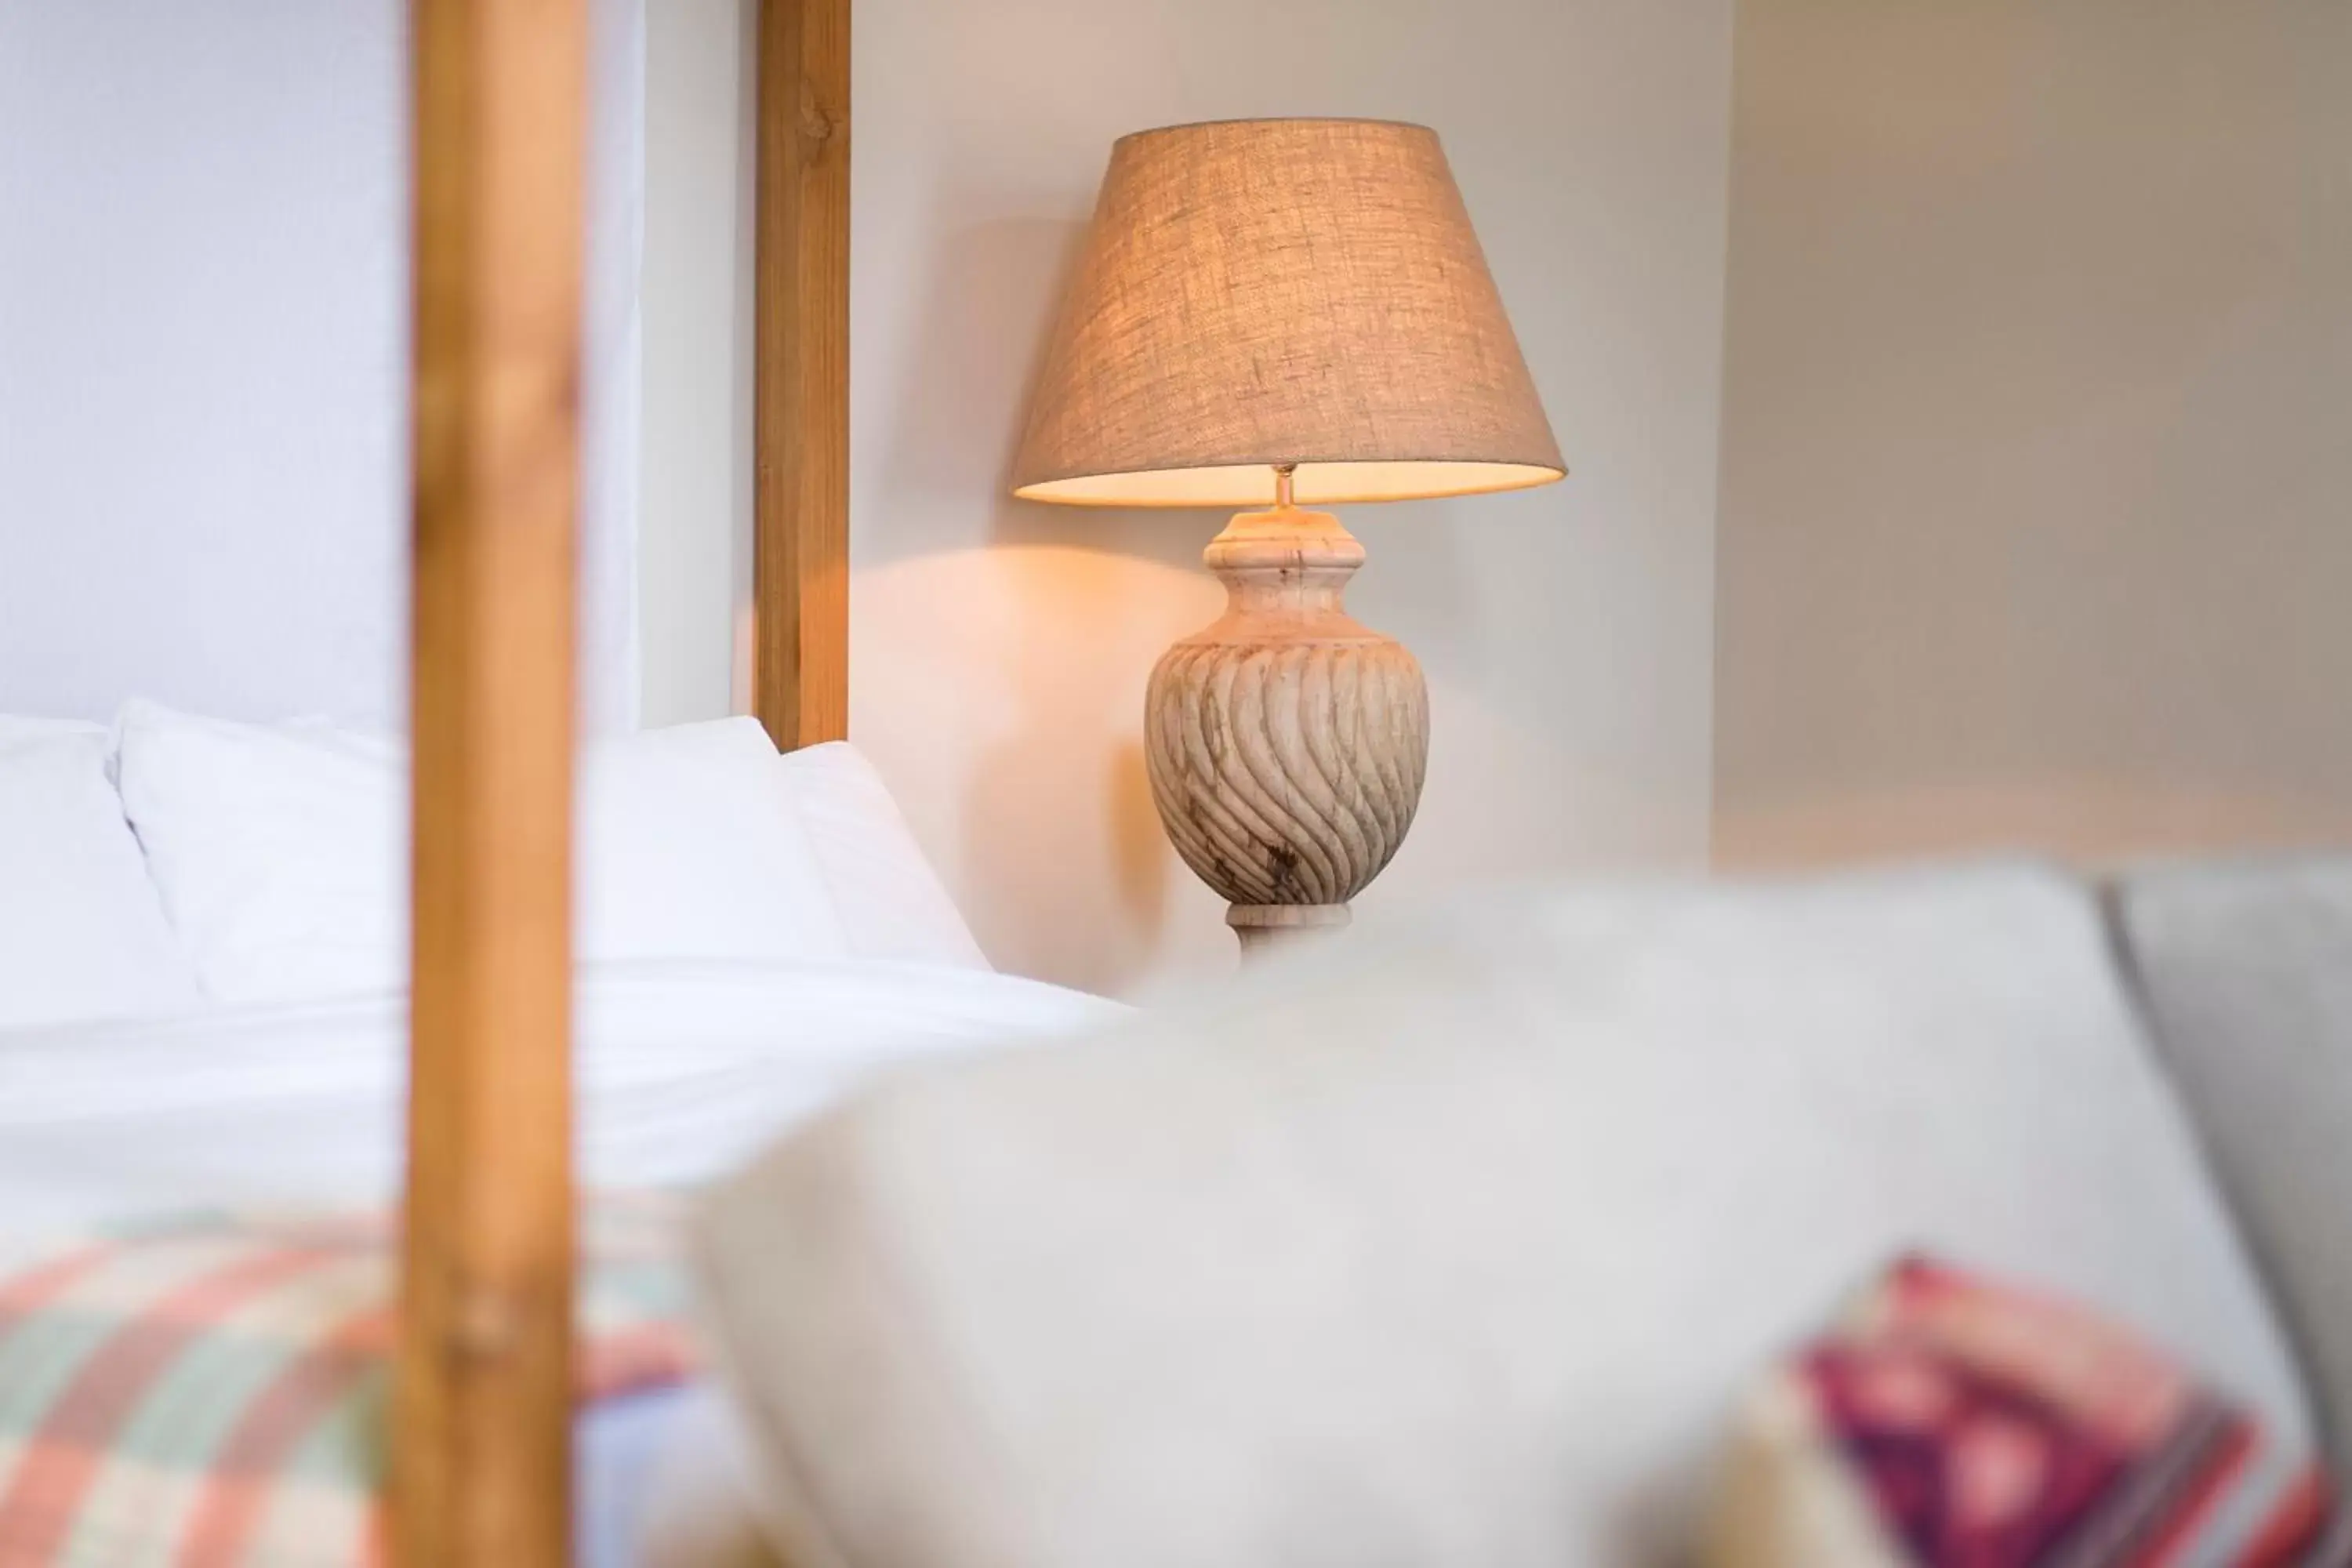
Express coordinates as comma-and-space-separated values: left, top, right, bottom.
0, 0, 643, 731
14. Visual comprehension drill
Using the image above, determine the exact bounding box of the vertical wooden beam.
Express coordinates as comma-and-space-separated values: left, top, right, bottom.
395, 1, 588, 1564
753, 0, 851, 749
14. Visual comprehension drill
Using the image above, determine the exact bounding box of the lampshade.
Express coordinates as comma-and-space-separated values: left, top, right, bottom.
1011, 118, 1563, 509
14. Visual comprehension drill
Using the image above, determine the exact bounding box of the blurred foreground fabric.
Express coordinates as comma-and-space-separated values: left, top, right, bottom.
695, 856, 2352, 1568
1707, 1254, 2340, 1567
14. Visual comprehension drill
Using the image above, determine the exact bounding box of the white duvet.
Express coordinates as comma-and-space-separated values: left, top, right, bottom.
0, 957, 1122, 1248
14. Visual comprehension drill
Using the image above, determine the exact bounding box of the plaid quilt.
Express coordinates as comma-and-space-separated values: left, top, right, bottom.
0, 1196, 699, 1567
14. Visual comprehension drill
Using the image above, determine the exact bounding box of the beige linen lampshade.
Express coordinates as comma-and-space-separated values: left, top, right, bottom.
1011, 118, 1563, 507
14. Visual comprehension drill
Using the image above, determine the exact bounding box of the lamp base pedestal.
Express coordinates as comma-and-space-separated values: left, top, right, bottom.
1227, 902, 1352, 956
1144, 506, 1429, 959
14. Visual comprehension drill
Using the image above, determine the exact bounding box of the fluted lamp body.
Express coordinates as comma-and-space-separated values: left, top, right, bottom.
1144, 495, 1427, 951
1013, 119, 1563, 954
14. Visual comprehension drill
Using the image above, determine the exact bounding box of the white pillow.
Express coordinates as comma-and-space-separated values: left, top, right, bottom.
116, 702, 849, 1004
775, 742, 989, 971
0, 728, 204, 1028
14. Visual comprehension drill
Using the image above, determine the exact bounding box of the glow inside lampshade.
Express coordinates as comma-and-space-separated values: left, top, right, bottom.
1011, 118, 1565, 510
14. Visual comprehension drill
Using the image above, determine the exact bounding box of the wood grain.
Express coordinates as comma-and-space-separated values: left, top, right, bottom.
394, 1, 588, 1563
753, 0, 851, 750
1143, 508, 1430, 957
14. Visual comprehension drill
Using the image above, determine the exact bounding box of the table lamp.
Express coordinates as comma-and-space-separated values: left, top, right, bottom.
1011, 118, 1563, 953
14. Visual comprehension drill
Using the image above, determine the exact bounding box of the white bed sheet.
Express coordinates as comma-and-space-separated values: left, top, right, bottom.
0, 958, 1123, 1566
0, 957, 1117, 1242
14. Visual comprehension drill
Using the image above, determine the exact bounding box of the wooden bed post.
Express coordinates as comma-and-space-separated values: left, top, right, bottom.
395, 0, 590, 1564
753, 0, 851, 749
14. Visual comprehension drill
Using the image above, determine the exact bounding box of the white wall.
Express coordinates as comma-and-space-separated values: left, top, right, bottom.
644, 0, 1737, 993
1712, 0, 2352, 867
0, 0, 644, 732
639, 0, 756, 731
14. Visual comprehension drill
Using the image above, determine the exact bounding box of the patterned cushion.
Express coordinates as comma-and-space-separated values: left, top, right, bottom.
1706, 1257, 2345, 1568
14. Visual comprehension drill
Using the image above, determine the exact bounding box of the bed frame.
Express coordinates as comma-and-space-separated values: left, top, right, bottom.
393, 1, 848, 1561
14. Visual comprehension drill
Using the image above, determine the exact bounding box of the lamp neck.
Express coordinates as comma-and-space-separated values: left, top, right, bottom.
1272, 463, 1297, 511
1202, 504, 1366, 632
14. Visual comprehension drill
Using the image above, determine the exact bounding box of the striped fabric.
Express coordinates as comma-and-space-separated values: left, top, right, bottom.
1709, 1256, 2350, 1568
0, 1197, 698, 1566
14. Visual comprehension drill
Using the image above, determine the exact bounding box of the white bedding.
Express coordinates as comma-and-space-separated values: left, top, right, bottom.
0, 956, 1120, 1567
0, 957, 1119, 1246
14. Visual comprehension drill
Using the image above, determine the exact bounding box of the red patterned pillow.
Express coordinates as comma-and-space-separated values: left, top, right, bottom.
1706, 1257, 2347, 1568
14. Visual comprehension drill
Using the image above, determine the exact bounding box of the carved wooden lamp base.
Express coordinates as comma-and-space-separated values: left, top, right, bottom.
1143, 499, 1430, 957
